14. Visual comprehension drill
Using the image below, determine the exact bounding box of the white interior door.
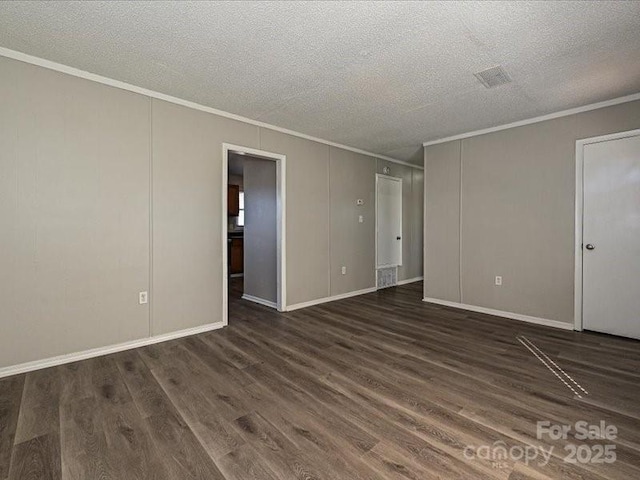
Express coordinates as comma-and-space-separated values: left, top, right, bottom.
376, 175, 402, 267
582, 133, 640, 339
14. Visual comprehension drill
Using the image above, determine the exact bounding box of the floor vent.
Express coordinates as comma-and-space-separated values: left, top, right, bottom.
377, 266, 398, 289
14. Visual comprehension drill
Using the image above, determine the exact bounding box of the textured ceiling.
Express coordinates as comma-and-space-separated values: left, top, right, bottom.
1, 1, 639, 164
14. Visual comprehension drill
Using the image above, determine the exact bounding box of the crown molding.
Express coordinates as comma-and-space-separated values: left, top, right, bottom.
423, 92, 640, 147
0, 46, 422, 170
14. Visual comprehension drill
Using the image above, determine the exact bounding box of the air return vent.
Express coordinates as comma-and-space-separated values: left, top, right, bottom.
377, 266, 398, 289
474, 65, 512, 88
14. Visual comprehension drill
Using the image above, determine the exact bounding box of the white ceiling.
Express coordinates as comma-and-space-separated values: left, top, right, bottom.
1, 1, 639, 164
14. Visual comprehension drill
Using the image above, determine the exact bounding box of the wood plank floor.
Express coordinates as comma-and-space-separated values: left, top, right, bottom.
2, 280, 640, 479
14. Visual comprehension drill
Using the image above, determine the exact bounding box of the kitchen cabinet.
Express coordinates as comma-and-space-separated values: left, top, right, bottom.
228, 184, 240, 216
229, 237, 244, 274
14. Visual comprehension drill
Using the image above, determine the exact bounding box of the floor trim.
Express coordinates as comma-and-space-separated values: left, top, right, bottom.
397, 276, 424, 286
422, 297, 574, 331
241, 294, 278, 309
0, 322, 225, 379
287, 287, 378, 311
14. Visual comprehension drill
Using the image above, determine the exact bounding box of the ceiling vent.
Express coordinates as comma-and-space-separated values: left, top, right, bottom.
474, 65, 512, 88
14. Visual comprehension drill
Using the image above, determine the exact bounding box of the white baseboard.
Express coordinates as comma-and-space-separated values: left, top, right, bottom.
286, 279, 422, 312
286, 287, 378, 311
422, 297, 574, 331
241, 294, 277, 309
0, 321, 225, 379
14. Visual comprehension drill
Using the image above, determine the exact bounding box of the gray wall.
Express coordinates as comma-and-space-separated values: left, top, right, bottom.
259, 129, 332, 305
0, 57, 150, 368
424, 142, 461, 302
409, 168, 425, 282
151, 100, 259, 335
424, 100, 640, 324
243, 158, 277, 304
0, 55, 424, 370
329, 148, 376, 296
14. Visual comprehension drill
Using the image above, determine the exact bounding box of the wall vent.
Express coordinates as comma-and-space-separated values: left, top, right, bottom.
377, 266, 398, 289
474, 65, 512, 88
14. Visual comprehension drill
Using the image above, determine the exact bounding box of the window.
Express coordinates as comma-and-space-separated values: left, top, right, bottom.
237, 191, 245, 227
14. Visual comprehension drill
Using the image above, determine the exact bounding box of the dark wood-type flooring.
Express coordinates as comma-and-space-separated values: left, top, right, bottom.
2, 280, 640, 479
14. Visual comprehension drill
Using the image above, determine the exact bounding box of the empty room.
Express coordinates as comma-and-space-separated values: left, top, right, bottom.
1, 1, 640, 479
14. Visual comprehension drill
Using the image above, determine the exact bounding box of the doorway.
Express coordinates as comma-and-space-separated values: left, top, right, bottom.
375, 174, 403, 288
574, 129, 640, 339
222, 144, 286, 325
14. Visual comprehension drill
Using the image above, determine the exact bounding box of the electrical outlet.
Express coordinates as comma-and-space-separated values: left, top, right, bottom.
495, 276, 502, 286
341, 266, 347, 275
139, 291, 148, 304
358, 215, 364, 223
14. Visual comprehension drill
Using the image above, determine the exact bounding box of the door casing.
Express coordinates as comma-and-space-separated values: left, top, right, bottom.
222, 143, 287, 324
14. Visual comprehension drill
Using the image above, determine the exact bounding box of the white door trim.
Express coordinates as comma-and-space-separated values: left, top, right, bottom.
574, 128, 640, 331
222, 144, 287, 324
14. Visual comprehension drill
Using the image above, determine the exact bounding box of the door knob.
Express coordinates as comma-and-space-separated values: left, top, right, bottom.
585, 244, 595, 250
